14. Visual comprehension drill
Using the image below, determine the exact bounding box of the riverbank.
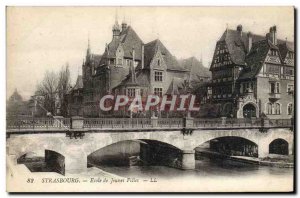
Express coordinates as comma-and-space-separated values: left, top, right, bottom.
196, 150, 294, 168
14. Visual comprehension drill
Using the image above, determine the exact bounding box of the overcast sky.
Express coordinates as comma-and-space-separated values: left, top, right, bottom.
7, 7, 294, 100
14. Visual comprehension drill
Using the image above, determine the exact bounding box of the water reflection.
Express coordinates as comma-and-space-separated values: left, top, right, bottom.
98, 156, 293, 179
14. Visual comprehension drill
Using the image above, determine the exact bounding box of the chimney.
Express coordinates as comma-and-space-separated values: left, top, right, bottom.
247, 32, 252, 53
237, 24, 243, 37
269, 26, 277, 45
131, 47, 136, 83
141, 45, 144, 69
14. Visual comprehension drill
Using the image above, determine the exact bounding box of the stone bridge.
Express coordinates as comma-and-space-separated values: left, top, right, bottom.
7, 127, 293, 175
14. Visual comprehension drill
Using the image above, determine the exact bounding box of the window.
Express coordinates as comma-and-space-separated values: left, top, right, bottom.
270, 49, 277, 56
287, 84, 294, 94
288, 103, 293, 115
154, 71, 163, 82
274, 103, 281, 115
285, 67, 294, 76
111, 59, 115, 65
154, 88, 163, 97
267, 103, 273, 115
117, 58, 122, 65
157, 59, 161, 66
267, 65, 280, 74
270, 82, 280, 93
127, 88, 135, 97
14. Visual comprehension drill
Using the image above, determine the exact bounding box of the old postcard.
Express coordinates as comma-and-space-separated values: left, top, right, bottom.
6, 6, 295, 192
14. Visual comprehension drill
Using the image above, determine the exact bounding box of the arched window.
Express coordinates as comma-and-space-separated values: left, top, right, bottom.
157, 59, 160, 66
287, 103, 293, 115
274, 103, 281, 115
266, 102, 273, 115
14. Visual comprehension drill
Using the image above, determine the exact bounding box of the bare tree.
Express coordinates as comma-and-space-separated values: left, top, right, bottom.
36, 70, 58, 115
57, 63, 71, 116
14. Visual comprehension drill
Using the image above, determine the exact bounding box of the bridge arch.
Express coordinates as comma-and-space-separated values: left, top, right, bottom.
269, 138, 289, 155
188, 129, 260, 150
86, 138, 186, 170
82, 131, 184, 155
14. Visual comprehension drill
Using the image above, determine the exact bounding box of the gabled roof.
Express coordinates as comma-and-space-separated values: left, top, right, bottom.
218, 28, 294, 66
238, 40, 271, 80
219, 29, 249, 65
215, 27, 294, 80
142, 39, 187, 71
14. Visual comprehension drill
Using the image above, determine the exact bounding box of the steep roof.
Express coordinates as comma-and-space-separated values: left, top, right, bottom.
278, 41, 294, 59
143, 39, 187, 71
72, 75, 83, 90
99, 26, 143, 65
238, 40, 271, 80
179, 57, 211, 77
9, 89, 23, 102
218, 28, 293, 66
216, 27, 294, 80
119, 26, 143, 59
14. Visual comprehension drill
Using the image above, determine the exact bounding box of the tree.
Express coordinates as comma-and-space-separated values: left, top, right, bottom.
36, 70, 58, 115
57, 63, 71, 116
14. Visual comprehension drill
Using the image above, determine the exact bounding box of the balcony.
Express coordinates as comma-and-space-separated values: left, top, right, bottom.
269, 92, 281, 100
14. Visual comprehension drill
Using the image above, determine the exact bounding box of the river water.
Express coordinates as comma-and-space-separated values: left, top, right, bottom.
98, 156, 293, 181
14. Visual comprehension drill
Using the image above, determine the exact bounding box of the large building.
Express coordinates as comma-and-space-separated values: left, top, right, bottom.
209, 25, 294, 119
68, 19, 210, 117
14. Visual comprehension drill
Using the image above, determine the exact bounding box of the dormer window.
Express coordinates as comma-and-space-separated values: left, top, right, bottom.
270, 49, 277, 56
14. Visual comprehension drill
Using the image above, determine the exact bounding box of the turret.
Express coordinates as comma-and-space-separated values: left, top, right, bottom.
112, 20, 120, 39
86, 37, 91, 62
121, 18, 127, 32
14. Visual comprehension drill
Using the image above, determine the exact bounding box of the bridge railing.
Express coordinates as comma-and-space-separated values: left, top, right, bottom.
193, 118, 223, 128
83, 117, 183, 129
157, 118, 183, 128
83, 118, 153, 129
7, 117, 293, 131
193, 118, 293, 128
268, 119, 292, 127
6, 117, 71, 130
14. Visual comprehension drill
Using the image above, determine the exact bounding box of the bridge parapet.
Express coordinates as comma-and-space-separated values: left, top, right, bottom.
6, 117, 294, 133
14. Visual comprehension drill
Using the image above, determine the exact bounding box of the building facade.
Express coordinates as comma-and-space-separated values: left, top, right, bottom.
68, 19, 210, 117
209, 25, 294, 119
